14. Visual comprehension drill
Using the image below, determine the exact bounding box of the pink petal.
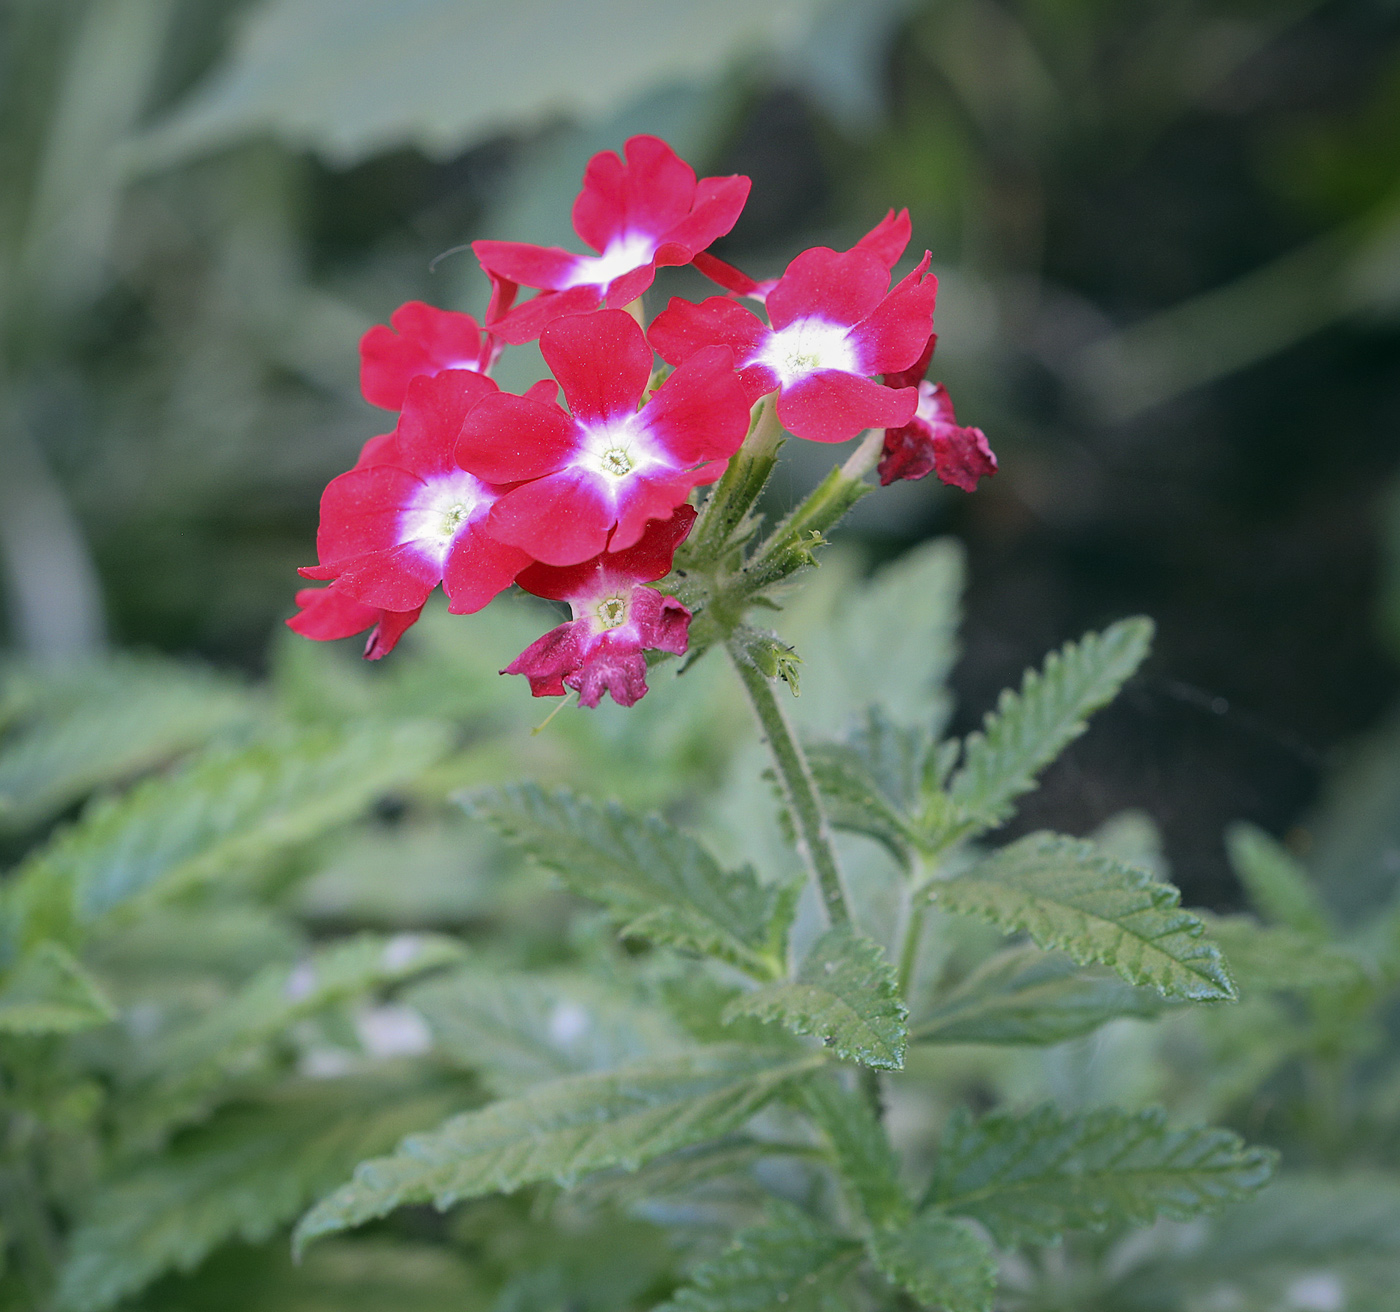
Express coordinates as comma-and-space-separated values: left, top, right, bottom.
316, 465, 424, 566
354, 431, 398, 469
852, 252, 938, 375
364, 605, 424, 659
472, 240, 583, 292
877, 423, 937, 485
933, 424, 998, 493
655, 174, 751, 256
456, 392, 578, 483
359, 302, 486, 410
487, 285, 604, 345
629, 587, 691, 656
882, 333, 937, 393
777, 372, 918, 444
602, 262, 660, 309
331, 542, 441, 611
569, 637, 650, 708
394, 370, 499, 476
611, 468, 709, 554
486, 472, 615, 566
692, 250, 762, 296
765, 247, 890, 331
442, 523, 532, 614
573, 146, 628, 253
515, 504, 696, 602
540, 308, 652, 426
648, 296, 773, 402
852, 209, 911, 269
639, 344, 750, 464
504, 619, 591, 698
288, 584, 381, 641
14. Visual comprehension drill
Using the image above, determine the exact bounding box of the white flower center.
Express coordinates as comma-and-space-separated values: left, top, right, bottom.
751, 317, 859, 386
595, 594, 628, 630
399, 470, 490, 565
573, 414, 664, 487
559, 231, 659, 290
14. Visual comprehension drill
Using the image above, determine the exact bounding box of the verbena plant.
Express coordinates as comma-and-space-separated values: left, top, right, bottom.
0, 135, 1395, 1312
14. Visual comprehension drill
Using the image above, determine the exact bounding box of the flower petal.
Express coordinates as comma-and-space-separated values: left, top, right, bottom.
852, 208, 911, 269
852, 252, 938, 375
456, 392, 578, 484
504, 619, 590, 698
629, 587, 691, 656
765, 247, 890, 331
359, 302, 485, 411
568, 638, 650, 708
487, 285, 604, 345
648, 296, 774, 403
515, 504, 696, 602
442, 524, 532, 614
777, 371, 918, 444
316, 465, 425, 567
640, 344, 750, 464
486, 471, 615, 566
331, 542, 442, 611
472, 240, 582, 291
655, 174, 751, 257
882, 332, 937, 393
540, 308, 652, 426
395, 369, 499, 476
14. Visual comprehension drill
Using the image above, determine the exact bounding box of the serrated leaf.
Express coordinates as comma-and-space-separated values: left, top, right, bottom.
947, 619, 1153, 837
927, 1104, 1277, 1247
1200, 913, 1369, 995
799, 1074, 908, 1229
932, 832, 1235, 1001
1225, 821, 1331, 935
408, 967, 682, 1096
870, 1212, 996, 1312
657, 1201, 859, 1312
56, 1074, 465, 1312
7, 722, 449, 945
125, 933, 462, 1140
913, 946, 1167, 1046
464, 784, 793, 978
293, 1045, 823, 1254
0, 657, 252, 832
0, 941, 115, 1035
725, 928, 908, 1069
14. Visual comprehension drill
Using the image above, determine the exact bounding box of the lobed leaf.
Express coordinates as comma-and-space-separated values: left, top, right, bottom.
409, 967, 682, 1096
869, 1212, 997, 1312
56, 1074, 465, 1312
799, 1074, 908, 1229
464, 784, 793, 978
725, 927, 908, 1070
947, 619, 1153, 837
931, 832, 1235, 1001
9, 722, 450, 945
913, 946, 1167, 1047
292, 1045, 823, 1254
656, 1200, 860, 1312
926, 1104, 1277, 1247
1225, 821, 1331, 936
0, 940, 115, 1035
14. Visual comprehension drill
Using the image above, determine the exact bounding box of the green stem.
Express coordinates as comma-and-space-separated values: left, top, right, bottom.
687, 397, 785, 565
896, 896, 926, 999
729, 637, 852, 928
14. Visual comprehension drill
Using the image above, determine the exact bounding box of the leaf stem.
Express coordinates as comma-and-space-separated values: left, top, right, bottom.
896, 897, 926, 999
729, 636, 852, 928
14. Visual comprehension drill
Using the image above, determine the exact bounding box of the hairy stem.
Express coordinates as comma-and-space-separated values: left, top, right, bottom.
896, 896, 926, 999
729, 636, 852, 928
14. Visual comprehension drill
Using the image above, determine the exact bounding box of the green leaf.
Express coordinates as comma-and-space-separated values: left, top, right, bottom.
0, 941, 115, 1035
725, 927, 908, 1070
1199, 913, 1370, 995
869, 1212, 996, 1312
56, 1074, 466, 1312
947, 619, 1153, 837
1225, 821, 1331, 935
292, 1045, 823, 1254
799, 1074, 908, 1229
408, 967, 682, 1096
9, 721, 449, 941
126, 933, 463, 1138
464, 784, 793, 978
932, 832, 1235, 1001
657, 1201, 860, 1312
913, 946, 1167, 1046
926, 1104, 1277, 1247
129, 0, 829, 170
0, 656, 251, 832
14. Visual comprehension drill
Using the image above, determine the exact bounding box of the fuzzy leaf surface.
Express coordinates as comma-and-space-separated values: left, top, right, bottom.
464, 784, 792, 977
409, 967, 682, 1095
725, 927, 907, 1069
293, 1045, 822, 1254
0, 940, 115, 1034
947, 619, 1152, 836
927, 1104, 1277, 1247
657, 1200, 860, 1312
11, 722, 449, 937
799, 1075, 908, 1229
870, 1212, 996, 1312
1225, 821, 1331, 935
56, 1074, 465, 1312
913, 946, 1167, 1046
932, 832, 1234, 1001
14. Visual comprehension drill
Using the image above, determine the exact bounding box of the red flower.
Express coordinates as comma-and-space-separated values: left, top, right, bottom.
648, 244, 938, 444
455, 309, 750, 567
301, 370, 532, 613
287, 581, 423, 660
694, 207, 912, 302
360, 302, 502, 411
474, 136, 750, 344
504, 507, 695, 708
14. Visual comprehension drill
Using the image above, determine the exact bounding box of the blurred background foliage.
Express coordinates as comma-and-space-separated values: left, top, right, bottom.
2, 0, 1400, 894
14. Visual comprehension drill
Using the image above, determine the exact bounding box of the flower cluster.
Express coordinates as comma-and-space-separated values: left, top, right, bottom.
291, 135, 995, 706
